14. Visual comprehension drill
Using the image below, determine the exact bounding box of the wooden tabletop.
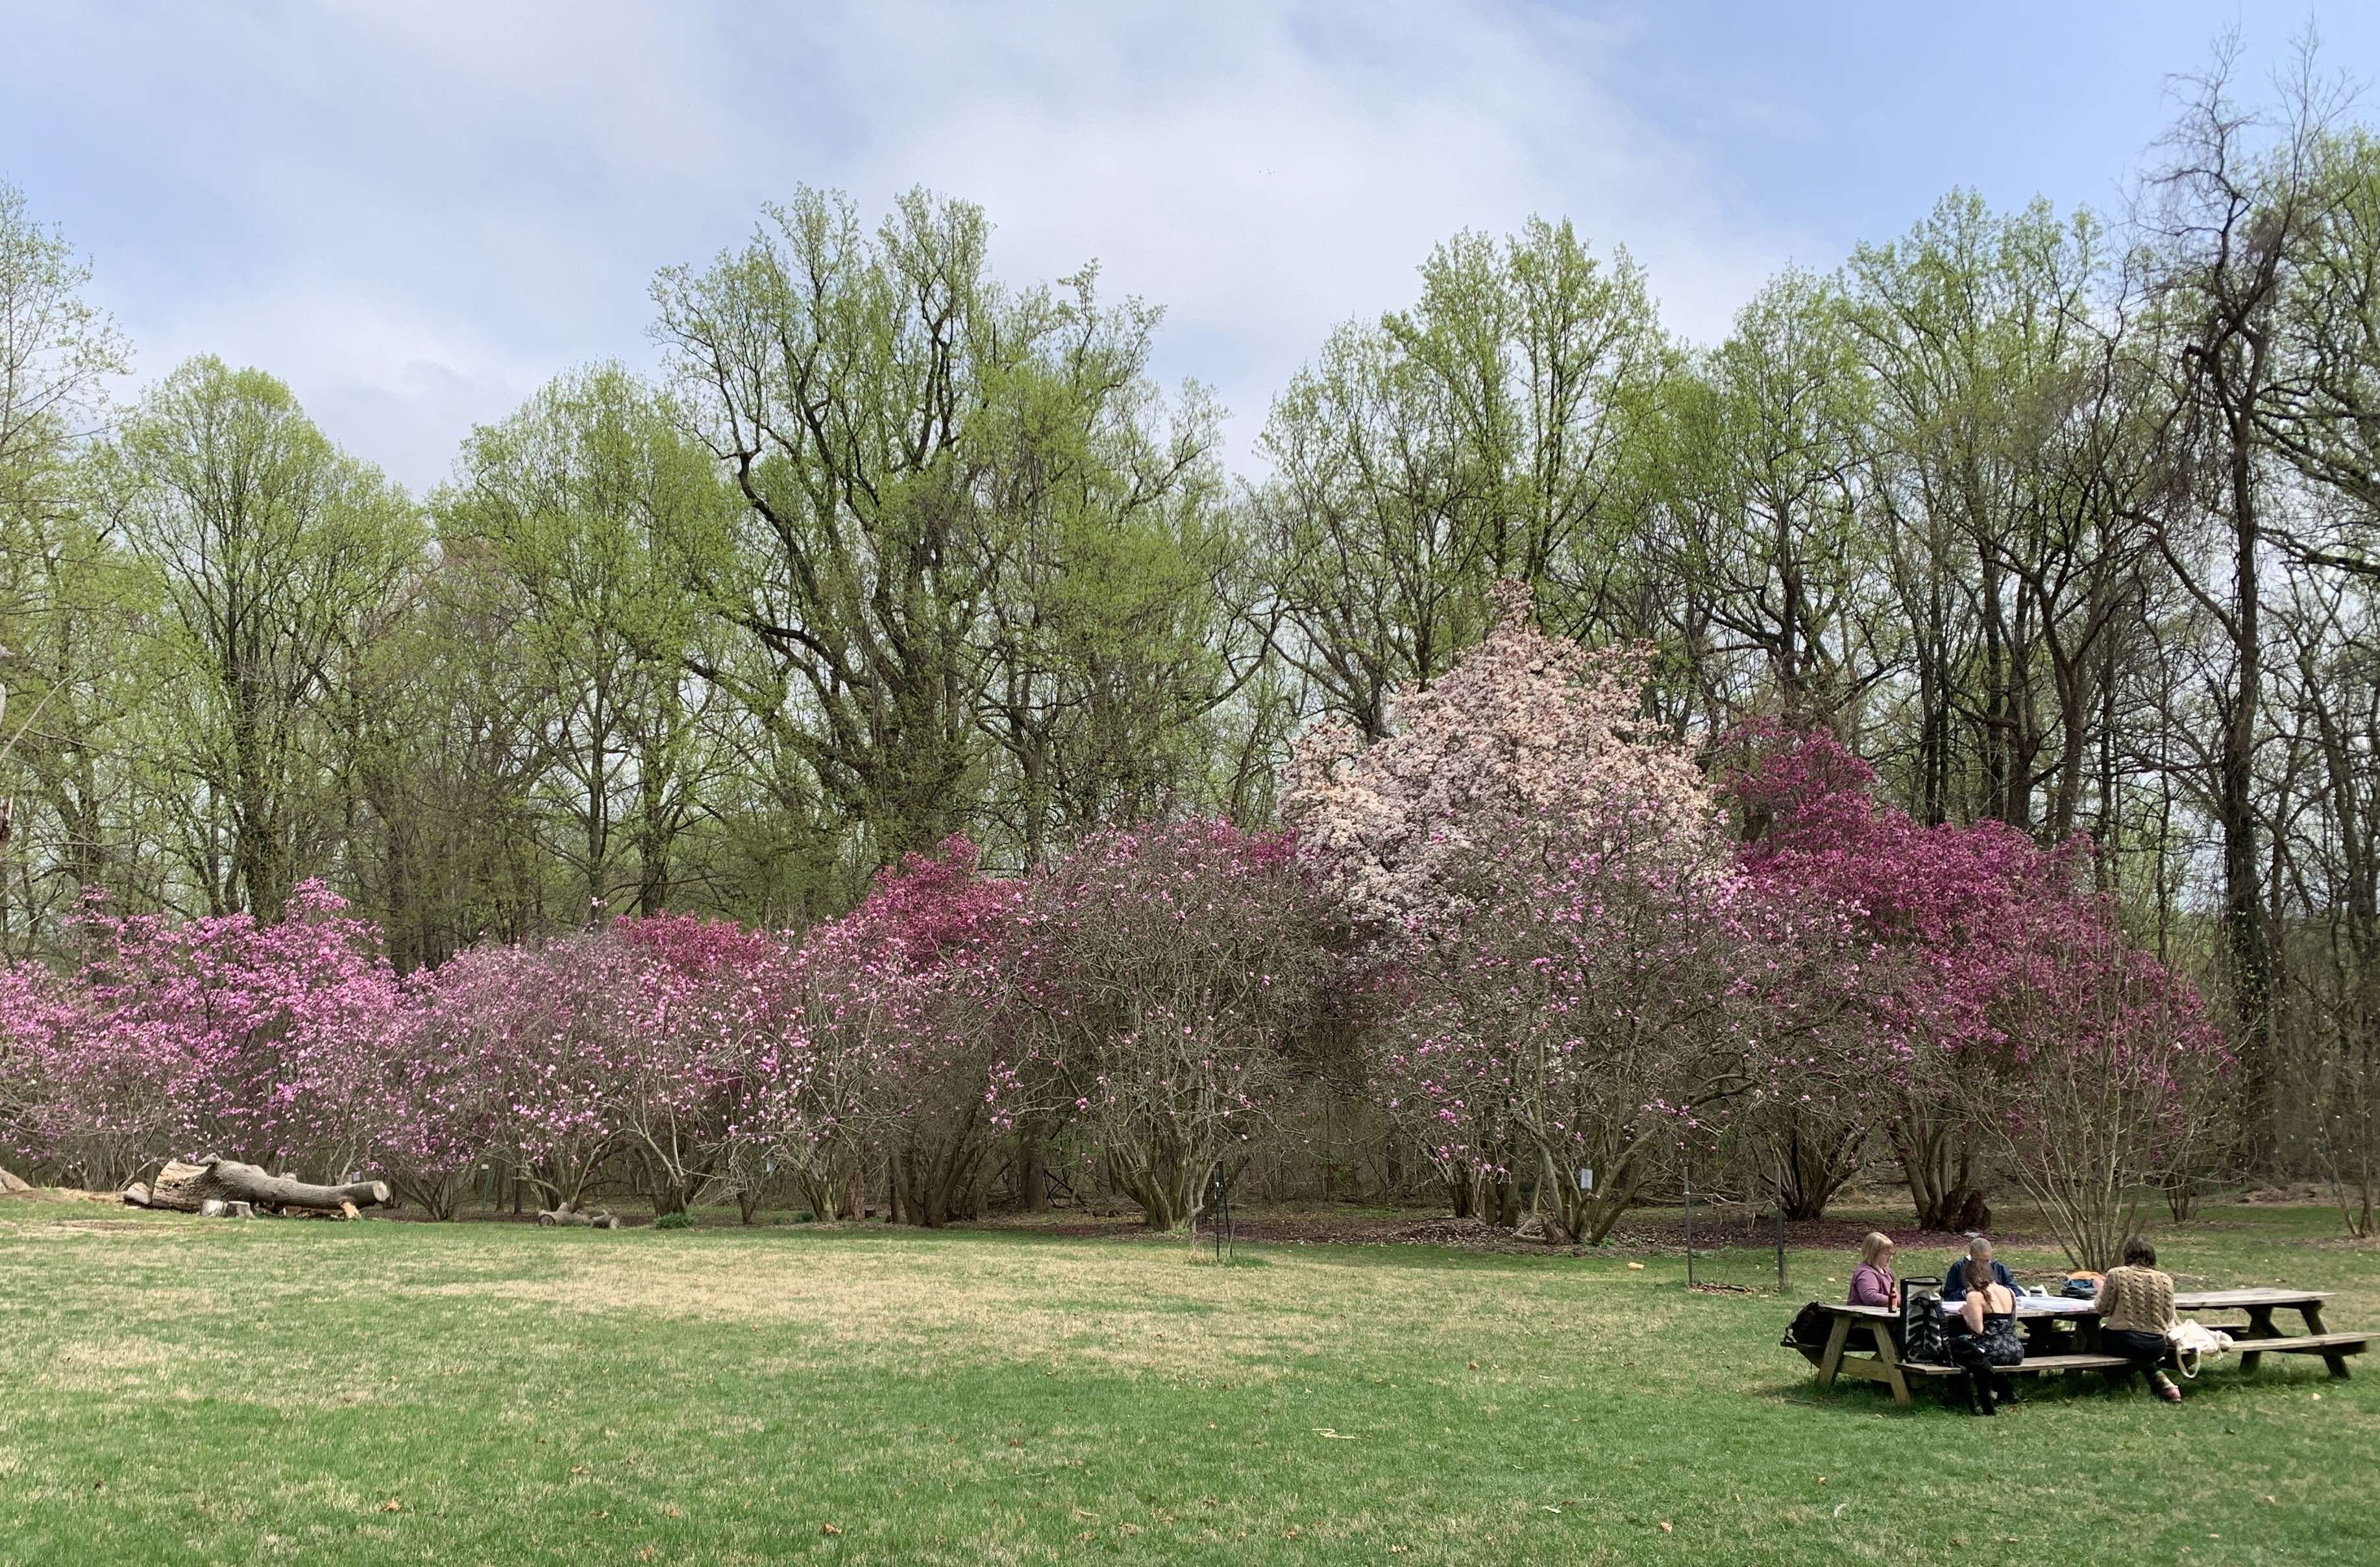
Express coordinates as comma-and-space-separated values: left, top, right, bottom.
2175, 1288, 2331, 1310
1815, 1287, 2330, 1318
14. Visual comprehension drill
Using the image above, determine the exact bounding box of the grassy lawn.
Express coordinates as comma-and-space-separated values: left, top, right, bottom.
1, 1200, 2373, 1565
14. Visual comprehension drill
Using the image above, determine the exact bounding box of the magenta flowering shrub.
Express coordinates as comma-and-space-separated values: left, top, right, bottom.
1732, 728, 2074, 1226
800, 836, 1031, 1228
1022, 819, 1338, 1230
1735, 729, 2228, 1261
0, 970, 88, 1179
5, 882, 403, 1188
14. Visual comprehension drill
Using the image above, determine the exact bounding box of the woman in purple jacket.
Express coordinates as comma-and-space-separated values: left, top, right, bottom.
1848, 1232, 1898, 1308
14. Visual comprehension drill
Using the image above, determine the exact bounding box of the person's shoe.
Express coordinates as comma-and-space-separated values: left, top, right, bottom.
2155, 1380, 2182, 1404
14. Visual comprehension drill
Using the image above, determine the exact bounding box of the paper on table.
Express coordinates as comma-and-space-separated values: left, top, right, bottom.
1936, 1294, 2098, 1316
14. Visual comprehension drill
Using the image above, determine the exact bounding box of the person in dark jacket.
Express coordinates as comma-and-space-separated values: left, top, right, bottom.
1941, 1235, 2017, 1301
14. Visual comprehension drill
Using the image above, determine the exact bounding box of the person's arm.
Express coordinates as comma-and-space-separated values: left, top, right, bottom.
1961, 1289, 1986, 1334
1849, 1265, 1887, 1306
2095, 1270, 2124, 1318
1943, 1261, 1966, 1302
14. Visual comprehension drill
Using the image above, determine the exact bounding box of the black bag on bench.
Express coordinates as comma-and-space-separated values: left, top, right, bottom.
1784, 1302, 1834, 1350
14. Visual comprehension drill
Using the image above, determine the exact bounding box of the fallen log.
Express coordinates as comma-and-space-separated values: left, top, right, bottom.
536, 1202, 621, 1229
132, 1158, 388, 1216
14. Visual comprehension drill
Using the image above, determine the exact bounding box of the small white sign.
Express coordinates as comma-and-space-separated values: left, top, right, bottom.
1576, 1167, 1593, 1192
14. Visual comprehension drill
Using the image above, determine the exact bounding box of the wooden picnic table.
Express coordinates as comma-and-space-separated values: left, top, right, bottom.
1793, 1287, 2364, 1407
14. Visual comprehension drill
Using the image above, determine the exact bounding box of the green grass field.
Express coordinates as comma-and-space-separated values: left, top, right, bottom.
1, 1199, 2373, 1565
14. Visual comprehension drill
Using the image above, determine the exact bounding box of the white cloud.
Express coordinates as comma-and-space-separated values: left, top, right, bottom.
9, 1, 1801, 492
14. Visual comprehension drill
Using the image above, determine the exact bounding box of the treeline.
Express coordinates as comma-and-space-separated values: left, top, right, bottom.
2, 55, 2378, 1184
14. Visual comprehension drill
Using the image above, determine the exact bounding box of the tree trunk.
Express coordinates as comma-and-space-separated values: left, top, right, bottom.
1014, 1126, 1048, 1213
131, 1158, 388, 1215
536, 1202, 620, 1228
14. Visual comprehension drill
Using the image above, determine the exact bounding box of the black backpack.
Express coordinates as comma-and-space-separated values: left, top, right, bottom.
1784, 1302, 1835, 1350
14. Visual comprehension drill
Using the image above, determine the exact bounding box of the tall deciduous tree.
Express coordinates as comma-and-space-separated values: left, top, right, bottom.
0, 181, 134, 945
438, 363, 732, 916
654, 189, 1223, 871
1257, 219, 1664, 737
96, 359, 424, 921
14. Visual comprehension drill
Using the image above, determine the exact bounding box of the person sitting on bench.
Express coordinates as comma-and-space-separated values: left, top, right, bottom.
1946, 1262, 2024, 1415
1942, 1235, 2017, 1301
2095, 1236, 2183, 1403
1848, 1232, 1898, 1308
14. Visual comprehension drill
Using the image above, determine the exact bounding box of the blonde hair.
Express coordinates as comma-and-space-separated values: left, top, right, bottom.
1859, 1232, 1895, 1269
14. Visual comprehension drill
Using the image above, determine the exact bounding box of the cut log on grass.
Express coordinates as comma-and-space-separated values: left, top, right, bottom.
133, 1157, 389, 1216
0, 1167, 30, 1195
536, 1202, 621, 1229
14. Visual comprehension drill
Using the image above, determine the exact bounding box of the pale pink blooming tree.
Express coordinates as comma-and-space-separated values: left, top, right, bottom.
1286, 581, 1754, 1241
1021, 819, 1340, 1230
1382, 820, 1756, 1243
1284, 579, 1716, 930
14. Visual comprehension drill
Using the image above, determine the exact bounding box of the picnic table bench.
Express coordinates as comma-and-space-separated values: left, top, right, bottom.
1793, 1287, 2367, 1407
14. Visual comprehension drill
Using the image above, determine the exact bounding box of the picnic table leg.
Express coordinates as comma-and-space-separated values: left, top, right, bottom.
1871, 1329, 1914, 1408
2292, 1304, 2353, 1379
1816, 1315, 1852, 1391
2239, 1306, 2277, 1374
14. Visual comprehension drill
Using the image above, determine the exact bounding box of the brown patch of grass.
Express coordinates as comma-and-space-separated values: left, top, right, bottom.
402, 1232, 1689, 1389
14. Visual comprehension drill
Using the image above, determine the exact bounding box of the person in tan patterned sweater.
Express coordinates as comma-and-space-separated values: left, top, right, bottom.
2096, 1236, 2182, 1402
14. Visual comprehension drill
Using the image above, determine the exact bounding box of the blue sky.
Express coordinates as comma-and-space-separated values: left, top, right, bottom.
4, 2, 2371, 492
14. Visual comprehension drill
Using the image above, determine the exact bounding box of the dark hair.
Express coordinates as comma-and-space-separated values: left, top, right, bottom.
2121, 1237, 2157, 1268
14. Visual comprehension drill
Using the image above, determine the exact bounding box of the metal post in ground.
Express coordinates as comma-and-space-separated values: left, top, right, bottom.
1684, 1159, 1695, 1289
1774, 1157, 1789, 1294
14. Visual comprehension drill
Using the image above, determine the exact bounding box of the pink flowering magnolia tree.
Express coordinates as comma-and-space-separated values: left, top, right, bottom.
610, 913, 795, 1218
1021, 819, 1340, 1230
1736, 730, 2228, 1251
1284, 580, 1717, 932
0, 959, 88, 1177
408, 930, 644, 1211
1974, 883, 2229, 1269
6, 883, 404, 1188
804, 836, 1033, 1228
1732, 731, 2059, 1228
363, 980, 502, 1219
1287, 583, 1754, 1242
